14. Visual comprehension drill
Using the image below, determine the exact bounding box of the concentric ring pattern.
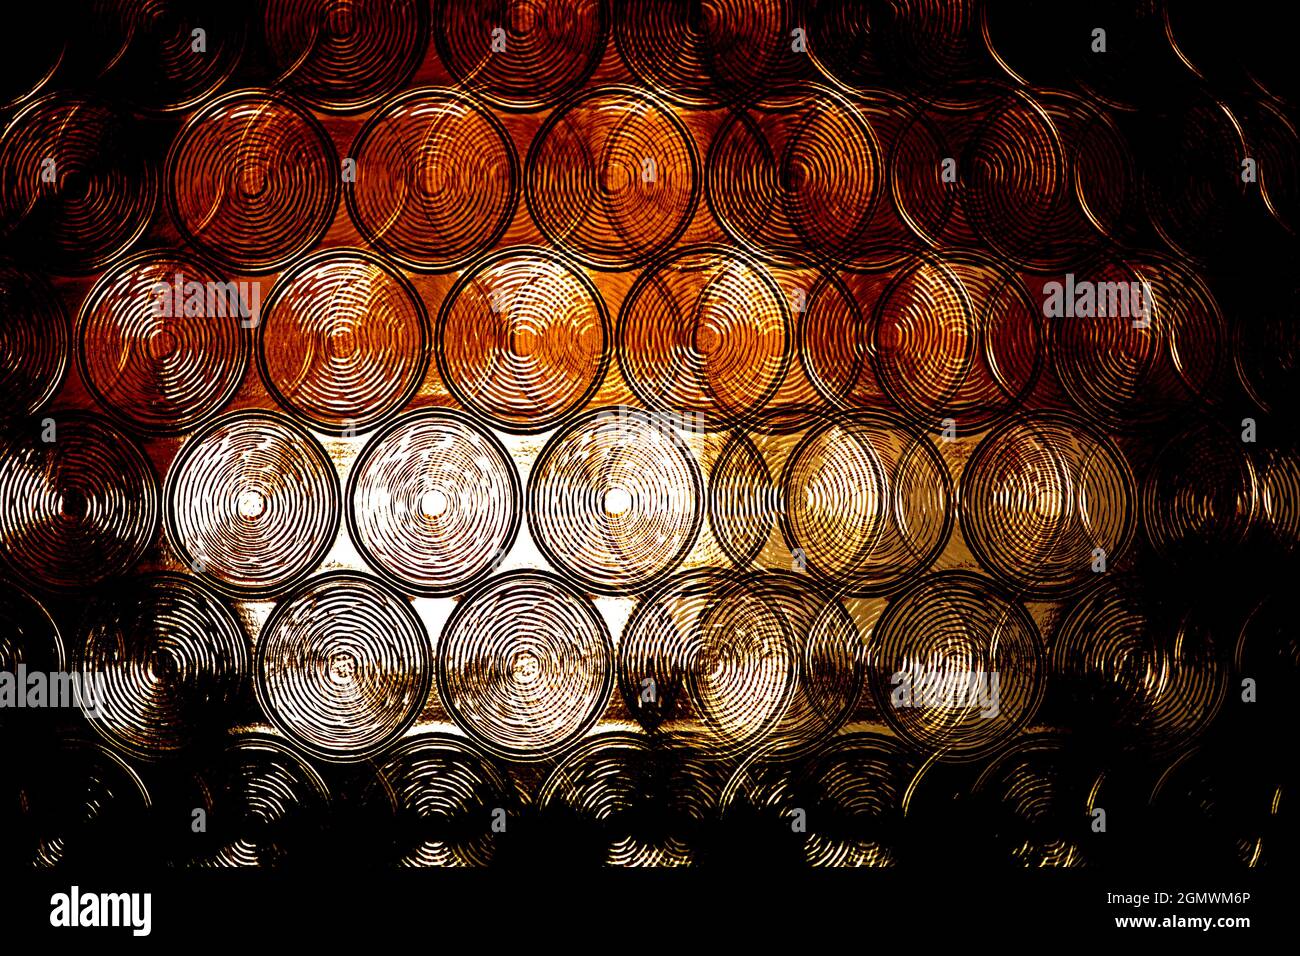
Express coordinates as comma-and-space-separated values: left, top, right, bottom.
0, 263, 69, 419
166, 90, 338, 273
437, 247, 608, 430
0, 95, 155, 273
348, 408, 520, 595
264, 0, 429, 113
618, 245, 790, 425
437, 570, 612, 760
256, 572, 431, 760
78, 573, 250, 757
259, 249, 429, 432
528, 407, 702, 594
2, 0, 1294, 872
527, 86, 699, 269
345, 88, 516, 272
78, 251, 252, 433
164, 411, 339, 596
0, 412, 159, 591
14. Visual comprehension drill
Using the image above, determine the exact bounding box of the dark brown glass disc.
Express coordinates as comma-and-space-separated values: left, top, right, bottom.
167, 90, 338, 273
433, 0, 606, 111
346, 88, 517, 272
0, 95, 155, 274
0, 412, 158, 591
78, 572, 249, 757
265, 0, 429, 112
0, 263, 69, 420
527, 86, 699, 270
